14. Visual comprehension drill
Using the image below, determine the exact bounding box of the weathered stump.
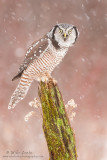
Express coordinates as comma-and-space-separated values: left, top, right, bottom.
38, 78, 77, 160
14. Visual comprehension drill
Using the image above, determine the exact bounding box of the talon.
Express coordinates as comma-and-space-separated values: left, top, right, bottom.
53, 78, 57, 85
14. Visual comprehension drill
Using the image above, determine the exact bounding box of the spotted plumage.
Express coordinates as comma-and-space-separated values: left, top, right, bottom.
8, 23, 79, 109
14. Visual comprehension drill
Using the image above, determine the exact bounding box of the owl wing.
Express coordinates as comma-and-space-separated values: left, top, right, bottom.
12, 35, 49, 81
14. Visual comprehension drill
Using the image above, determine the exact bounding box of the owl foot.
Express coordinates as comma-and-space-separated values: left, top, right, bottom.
52, 78, 57, 85
39, 72, 52, 83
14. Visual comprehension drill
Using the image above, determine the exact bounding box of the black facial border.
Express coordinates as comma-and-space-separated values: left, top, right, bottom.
73, 26, 78, 43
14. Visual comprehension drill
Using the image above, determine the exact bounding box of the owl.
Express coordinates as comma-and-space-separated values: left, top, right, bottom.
8, 23, 79, 109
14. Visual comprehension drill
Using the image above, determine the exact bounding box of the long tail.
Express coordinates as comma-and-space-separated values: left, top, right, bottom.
8, 72, 33, 109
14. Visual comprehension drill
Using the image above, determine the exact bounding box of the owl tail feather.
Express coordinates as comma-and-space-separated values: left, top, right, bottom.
8, 73, 33, 109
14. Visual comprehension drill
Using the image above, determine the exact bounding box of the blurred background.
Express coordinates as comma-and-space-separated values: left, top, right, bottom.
0, 0, 107, 159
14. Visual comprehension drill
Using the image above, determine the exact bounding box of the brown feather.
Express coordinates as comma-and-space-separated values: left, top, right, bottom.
12, 35, 49, 81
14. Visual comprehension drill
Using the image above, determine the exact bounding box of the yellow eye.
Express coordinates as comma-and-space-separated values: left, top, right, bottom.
59, 29, 63, 33
68, 29, 72, 34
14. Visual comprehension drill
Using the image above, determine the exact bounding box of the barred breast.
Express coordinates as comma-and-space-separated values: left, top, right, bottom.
25, 48, 67, 81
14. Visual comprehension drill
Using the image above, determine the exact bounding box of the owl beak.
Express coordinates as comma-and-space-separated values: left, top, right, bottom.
63, 33, 68, 41
63, 33, 67, 38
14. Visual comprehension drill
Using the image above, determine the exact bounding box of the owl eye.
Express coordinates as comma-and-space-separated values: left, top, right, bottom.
68, 29, 72, 34
59, 29, 63, 34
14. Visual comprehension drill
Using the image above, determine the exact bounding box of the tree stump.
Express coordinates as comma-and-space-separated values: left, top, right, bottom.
38, 78, 77, 160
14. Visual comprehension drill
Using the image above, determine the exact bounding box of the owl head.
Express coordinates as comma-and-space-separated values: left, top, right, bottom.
48, 23, 79, 48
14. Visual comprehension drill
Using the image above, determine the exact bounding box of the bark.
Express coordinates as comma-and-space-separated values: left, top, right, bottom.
38, 78, 77, 160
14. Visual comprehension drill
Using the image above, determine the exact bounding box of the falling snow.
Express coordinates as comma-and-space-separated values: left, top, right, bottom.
15, 48, 25, 57
0, 0, 107, 160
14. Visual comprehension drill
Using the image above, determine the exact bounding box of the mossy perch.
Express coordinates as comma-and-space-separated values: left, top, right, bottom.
38, 78, 77, 160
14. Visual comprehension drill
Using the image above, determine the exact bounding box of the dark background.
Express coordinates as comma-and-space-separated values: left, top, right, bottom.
0, 0, 107, 159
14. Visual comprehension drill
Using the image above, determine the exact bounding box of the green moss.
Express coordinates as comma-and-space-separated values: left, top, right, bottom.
57, 118, 63, 127
66, 126, 73, 135
38, 79, 77, 160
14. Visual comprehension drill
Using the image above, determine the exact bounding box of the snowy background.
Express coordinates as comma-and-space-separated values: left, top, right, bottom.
0, 0, 107, 160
